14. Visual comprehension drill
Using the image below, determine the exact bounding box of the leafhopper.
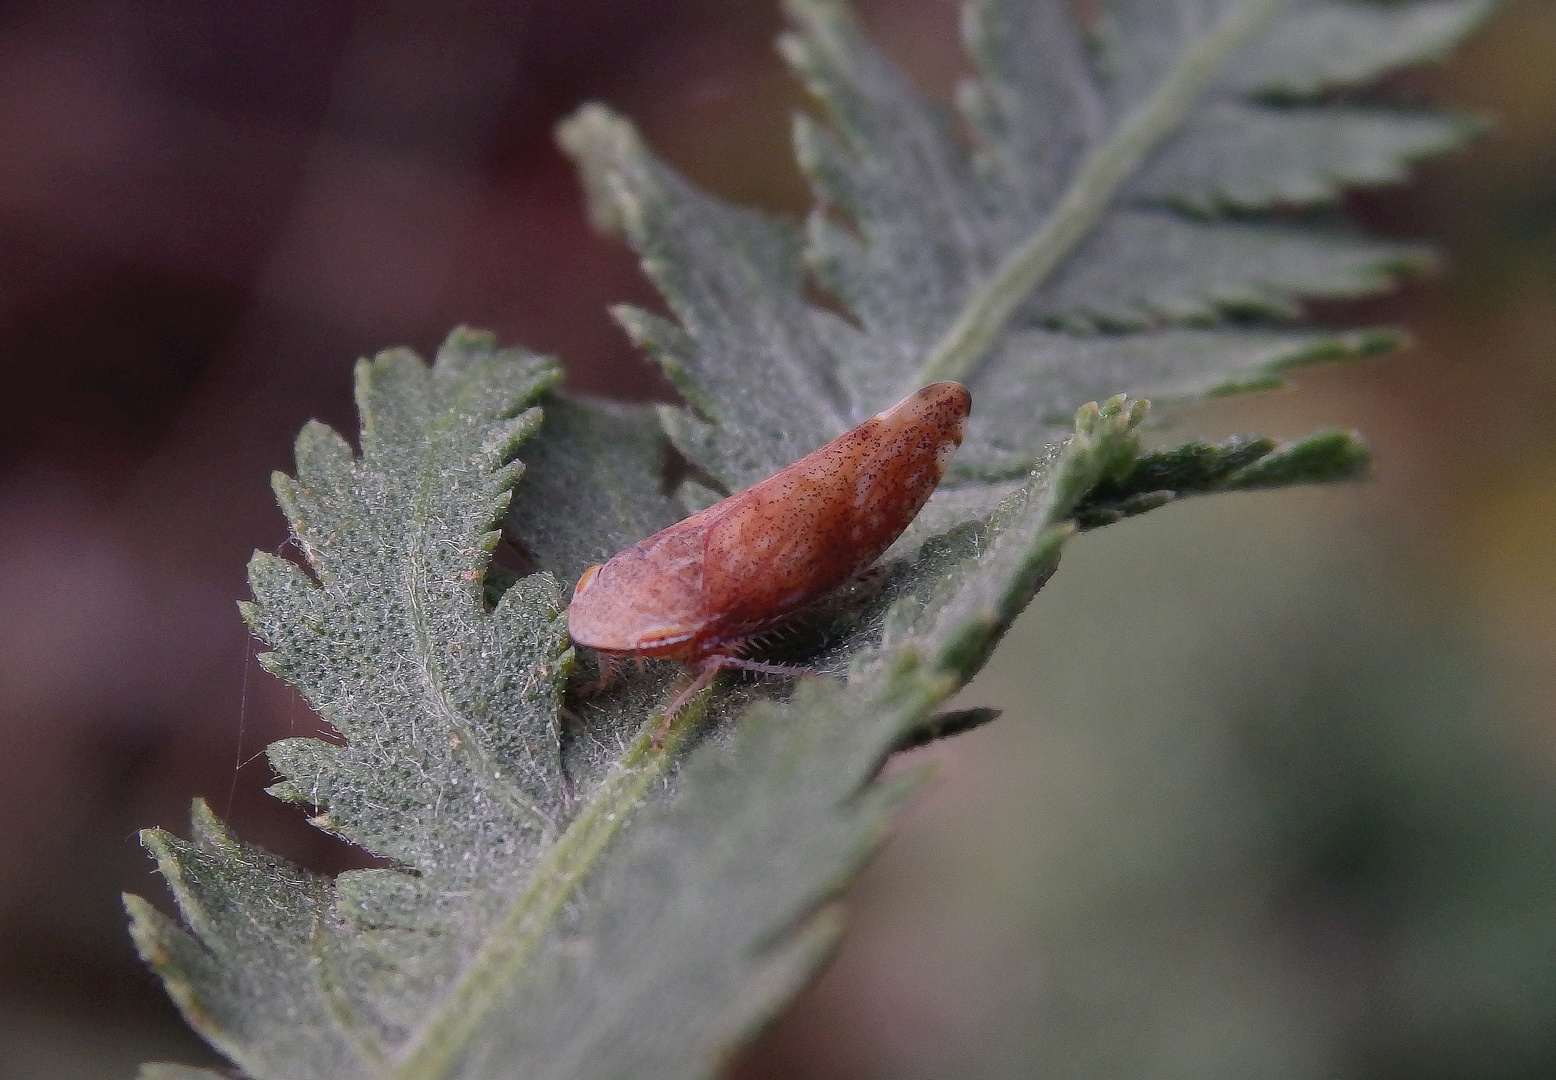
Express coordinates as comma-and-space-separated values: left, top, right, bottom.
567, 381, 970, 710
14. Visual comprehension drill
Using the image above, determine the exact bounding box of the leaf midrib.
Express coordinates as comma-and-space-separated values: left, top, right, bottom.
387, 696, 707, 1080
401, 378, 554, 836
377, 380, 711, 1080
912, 0, 1290, 391
359, 3, 1289, 1073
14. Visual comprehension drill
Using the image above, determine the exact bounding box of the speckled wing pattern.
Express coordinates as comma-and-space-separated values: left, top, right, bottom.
567, 382, 969, 661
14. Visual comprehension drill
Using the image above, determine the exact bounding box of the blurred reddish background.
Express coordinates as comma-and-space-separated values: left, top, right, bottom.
0, 1, 1552, 1076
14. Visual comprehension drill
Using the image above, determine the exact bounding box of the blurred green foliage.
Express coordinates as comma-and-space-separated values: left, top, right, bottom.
744, 486, 1556, 1079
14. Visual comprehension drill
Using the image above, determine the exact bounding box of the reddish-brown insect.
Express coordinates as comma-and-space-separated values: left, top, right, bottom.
567, 381, 971, 711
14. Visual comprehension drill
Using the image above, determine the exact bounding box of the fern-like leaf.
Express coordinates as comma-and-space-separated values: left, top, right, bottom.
128, 3, 1492, 1078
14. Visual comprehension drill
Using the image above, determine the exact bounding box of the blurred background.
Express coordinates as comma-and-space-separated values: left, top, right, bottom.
0, 1, 1551, 1077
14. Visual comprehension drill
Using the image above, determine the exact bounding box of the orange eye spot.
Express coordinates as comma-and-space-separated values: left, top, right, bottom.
572, 563, 602, 599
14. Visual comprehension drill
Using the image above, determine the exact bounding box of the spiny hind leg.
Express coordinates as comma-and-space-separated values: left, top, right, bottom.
659, 653, 810, 723
714, 656, 812, 678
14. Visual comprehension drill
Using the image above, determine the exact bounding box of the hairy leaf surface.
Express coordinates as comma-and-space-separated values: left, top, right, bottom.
130, 3, 1491, 1079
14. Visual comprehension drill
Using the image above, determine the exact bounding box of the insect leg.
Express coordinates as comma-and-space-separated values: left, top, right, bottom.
657, 656, 814, 740
577, 651, 618, 697
661, 659, 722, 719
714, 657, 811, 678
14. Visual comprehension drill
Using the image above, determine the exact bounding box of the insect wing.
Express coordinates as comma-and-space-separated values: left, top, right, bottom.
566, 381, 969, 661
698, 381, 969, 636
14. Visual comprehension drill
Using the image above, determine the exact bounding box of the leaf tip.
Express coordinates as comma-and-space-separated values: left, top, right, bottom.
1228, 429, 1372, 490
557, 102, 641, 237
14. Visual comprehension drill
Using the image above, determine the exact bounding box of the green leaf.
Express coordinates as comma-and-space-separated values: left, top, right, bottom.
557, 114, 850, 495
504, 392, 682, 586
444, 397, 1149, 1079
138, 1066, 231, 1080
130, 3, 1492, 1079
779, 0, 1474, 394
1072, 429, 1371, 529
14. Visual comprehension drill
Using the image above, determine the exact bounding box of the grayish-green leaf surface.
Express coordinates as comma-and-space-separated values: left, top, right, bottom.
506, 392, 682, 586
138, 1065, 230, 1080
129, 3, 1490, 1079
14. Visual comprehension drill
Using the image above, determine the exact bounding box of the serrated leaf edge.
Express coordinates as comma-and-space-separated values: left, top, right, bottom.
901, 0, 1290, 388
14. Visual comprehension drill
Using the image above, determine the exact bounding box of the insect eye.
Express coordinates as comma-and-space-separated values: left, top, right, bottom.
573, 564, 603, 599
